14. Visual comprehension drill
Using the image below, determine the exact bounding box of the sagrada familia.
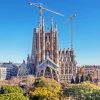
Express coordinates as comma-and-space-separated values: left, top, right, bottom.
26, 16, 77, 83
13, 15, 100, 84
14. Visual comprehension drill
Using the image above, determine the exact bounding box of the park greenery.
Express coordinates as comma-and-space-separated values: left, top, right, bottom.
29, 77, 61, 100
0, 76, 100, 100
63, 82, 100, 100
0, 85, 29, 100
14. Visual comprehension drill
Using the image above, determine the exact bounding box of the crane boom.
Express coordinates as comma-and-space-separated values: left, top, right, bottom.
29, 2, 64, 17
43, 7, 64, 16
29, 3, 41, 9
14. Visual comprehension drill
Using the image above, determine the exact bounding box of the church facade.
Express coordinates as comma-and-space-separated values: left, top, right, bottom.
27, 16, 77, 82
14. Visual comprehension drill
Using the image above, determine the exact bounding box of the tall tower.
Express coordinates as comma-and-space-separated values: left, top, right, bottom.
54, 23, 59, 65
41, 16, 45, 61
37, 18, 42, 63
69, 14, 76, 63
31, 28, 38, 64
50, 17, 54, 60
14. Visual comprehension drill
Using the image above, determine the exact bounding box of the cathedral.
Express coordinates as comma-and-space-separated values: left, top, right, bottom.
27, 16, 77, 83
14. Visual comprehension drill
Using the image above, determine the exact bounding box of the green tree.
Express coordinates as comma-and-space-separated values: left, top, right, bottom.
0, 93, 29, 100
63, 82, 100, 100
71, 77, 75, 84
30, 77, 61, 100
0, 85, 23, 94
80, 74, 85, 83
85, 74, 93, 82
75, 74, 80, 84
0, 85, 29, 100
30, 87, 59, 100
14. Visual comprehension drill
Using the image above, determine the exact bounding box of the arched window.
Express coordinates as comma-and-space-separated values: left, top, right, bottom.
45, 67, 51, 78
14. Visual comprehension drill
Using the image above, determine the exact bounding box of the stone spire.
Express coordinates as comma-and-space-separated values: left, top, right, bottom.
41, 16, 45, 61
37, 21, 41, 63
51, 16, 54, 31
42, 16, 45, 31
31, 27, 37, 63
55, 23, 59, 65
70, 48, 74, 63
50, 16, 54, 60
27, 54, 31, 64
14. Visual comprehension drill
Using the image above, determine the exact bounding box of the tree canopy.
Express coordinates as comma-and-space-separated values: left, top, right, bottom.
63, 82, 100, 100
0, 93, 29, 100
30, 77, 61, 100
0, 85, 29, 100
0, 85, 23, 94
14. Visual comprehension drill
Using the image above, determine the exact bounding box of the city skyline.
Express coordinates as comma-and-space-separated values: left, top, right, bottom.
0, 0, 100, 65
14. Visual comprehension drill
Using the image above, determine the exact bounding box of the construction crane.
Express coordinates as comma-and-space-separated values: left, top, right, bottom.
70, 14, 76, 50
28, 2, 64, 17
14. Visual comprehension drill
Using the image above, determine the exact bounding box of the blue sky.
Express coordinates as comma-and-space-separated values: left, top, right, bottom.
0, 0, 100, 65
